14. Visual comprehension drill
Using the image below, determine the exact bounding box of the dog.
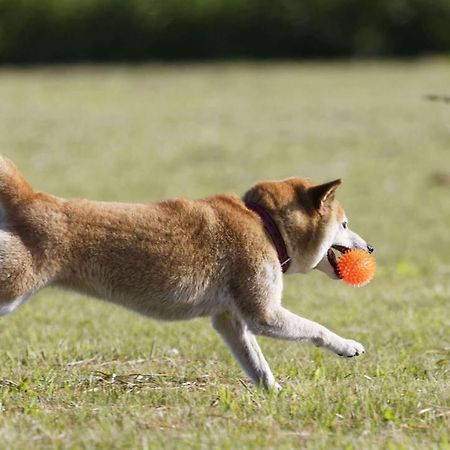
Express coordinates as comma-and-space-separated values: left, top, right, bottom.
0, 156, 373, 390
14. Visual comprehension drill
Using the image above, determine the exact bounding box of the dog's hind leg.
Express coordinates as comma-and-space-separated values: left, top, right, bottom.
0, 156, 55, 315
0, 230, 41, 316
211, 311, 280, 391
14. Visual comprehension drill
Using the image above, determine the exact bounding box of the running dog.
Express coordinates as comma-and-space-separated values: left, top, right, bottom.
0, 156, 373, 390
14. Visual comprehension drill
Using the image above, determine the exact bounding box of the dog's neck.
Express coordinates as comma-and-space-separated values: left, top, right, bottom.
244, 201, 291, 273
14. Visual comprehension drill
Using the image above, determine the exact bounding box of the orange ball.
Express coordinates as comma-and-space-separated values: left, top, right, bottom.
337, 249, 376, 287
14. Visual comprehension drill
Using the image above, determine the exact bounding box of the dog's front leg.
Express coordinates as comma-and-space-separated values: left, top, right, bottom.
211, 312, 281, 391
246, 307, 365, 358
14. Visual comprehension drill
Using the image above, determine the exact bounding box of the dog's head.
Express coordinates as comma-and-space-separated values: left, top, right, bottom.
243, 177, 373, 278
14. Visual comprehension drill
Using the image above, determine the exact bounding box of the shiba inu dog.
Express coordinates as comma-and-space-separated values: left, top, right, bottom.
0, 156, 373, 390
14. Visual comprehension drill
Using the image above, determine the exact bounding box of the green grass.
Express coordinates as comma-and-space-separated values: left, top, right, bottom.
0, 60, 449, 449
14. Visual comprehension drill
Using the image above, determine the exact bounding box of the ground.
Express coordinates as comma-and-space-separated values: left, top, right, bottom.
0, 60, 449, 449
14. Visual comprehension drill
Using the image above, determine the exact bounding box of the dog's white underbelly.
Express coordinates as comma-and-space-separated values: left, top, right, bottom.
0, 293, 33, 316
120, 292, 229, 320
58, 277, 231, 321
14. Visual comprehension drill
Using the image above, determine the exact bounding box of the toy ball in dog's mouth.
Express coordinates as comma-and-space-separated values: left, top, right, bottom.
337, 248, 376, 287
327, 246, 376, 287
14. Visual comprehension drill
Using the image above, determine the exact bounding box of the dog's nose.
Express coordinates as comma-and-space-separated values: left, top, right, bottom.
367, 244, 374, 253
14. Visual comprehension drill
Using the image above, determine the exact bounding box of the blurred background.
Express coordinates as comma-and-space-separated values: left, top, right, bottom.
0, 0, 450, 63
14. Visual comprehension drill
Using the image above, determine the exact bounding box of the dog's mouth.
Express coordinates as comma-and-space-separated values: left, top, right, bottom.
327, 245, 350, 278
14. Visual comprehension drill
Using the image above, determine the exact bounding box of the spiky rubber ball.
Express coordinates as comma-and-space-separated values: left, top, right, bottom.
337, 249, 376, 287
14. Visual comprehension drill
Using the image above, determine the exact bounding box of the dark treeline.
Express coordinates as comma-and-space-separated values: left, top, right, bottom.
0, 0, 449, 63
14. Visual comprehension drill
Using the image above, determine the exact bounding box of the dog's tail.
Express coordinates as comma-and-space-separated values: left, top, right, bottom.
0, 156, 34, 213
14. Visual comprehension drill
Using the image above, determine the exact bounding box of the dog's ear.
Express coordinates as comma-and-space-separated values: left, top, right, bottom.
309, 179, 342, 215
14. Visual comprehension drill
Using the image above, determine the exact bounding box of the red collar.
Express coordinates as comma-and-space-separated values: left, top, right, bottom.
245, 201, 291, 273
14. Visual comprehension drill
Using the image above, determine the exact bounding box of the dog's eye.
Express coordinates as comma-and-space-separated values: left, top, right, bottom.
342, 221, 348, 229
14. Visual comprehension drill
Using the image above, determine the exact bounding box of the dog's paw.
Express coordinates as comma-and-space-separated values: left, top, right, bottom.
272, 382, 282, 393
337, 339, 365, 358
262, 379, 282, 393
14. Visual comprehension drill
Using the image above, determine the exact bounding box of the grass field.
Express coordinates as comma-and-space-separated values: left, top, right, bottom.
0, 60, 449, 449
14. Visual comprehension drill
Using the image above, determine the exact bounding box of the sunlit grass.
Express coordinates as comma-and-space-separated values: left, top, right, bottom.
0, 61, 449, 449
